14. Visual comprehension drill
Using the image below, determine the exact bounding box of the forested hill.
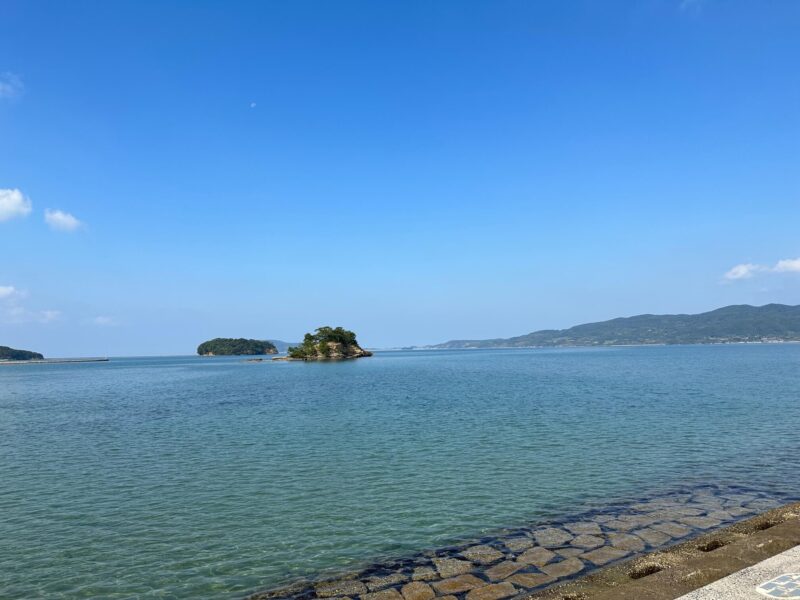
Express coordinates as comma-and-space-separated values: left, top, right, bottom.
0, 346, 44, 360
430, 304, 800, 349
197, 338, 278, 356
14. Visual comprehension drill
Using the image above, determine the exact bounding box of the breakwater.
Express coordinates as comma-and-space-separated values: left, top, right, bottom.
0, 357, 109, 365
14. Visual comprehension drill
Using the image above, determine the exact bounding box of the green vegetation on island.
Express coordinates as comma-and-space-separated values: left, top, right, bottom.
285, 326, 372, 360
0, 346, 44, 361
431, 304, 800, 349
197, 338, 278, 356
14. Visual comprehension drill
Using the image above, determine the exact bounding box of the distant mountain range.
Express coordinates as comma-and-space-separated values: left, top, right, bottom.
428, 304, 800, 349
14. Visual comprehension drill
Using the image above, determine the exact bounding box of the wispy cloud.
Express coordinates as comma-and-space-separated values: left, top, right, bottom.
723, 263, 765, 280
92, 316, 116, 326
679, 0, 706, 12
44, 208, 83, 232
0, 188, 33, 222
39, 310, 61, 323
774, 258, 800, 273
724, 257, 800, 281
0, 285, 20, 299
0, 72, 23, 100
0, 285, 60, 324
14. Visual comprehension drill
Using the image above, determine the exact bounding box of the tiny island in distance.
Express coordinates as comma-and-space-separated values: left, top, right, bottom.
280, 326, 372, 361
197, 338, 278, 356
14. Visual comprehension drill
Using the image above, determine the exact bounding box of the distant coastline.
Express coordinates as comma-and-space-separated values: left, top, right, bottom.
407, 339, 800, 351
425, 304, 800, 349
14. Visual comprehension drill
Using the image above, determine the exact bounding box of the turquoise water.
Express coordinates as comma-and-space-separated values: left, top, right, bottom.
1, 345, 799, 599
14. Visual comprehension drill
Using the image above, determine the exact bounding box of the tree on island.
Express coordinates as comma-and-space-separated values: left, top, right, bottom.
197, 338, 278, 356
287, 327, 371, 360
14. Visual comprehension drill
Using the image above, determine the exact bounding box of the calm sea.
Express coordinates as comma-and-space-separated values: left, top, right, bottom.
1, 345, 799, 599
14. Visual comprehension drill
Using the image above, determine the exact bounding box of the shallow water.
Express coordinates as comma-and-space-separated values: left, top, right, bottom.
1, 345, 798, 599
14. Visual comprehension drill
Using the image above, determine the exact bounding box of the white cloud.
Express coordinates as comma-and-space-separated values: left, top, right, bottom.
724, 263, 763, 280
774, 257, 800, 273
0, 285, 19, 299
44, 208, 83, 232
92, 316, 115, 326
39, 310, 61, 323
0, 72, 23, 99
724, 257, 800, 281
2, 307, 61, 324
0, 188, 33, 222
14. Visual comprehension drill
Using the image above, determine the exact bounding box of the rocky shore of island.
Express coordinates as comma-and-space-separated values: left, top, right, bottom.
273, 326, 373, 361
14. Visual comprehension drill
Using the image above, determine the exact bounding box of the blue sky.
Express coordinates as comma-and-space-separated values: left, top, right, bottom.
1, 0, 799, 356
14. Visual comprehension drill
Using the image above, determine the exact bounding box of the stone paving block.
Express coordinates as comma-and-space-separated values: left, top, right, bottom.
646, 508, 697, 520
726, 506, 755, 517
605, 519, 639, 531
411, 567, 437, 581
564, 521, 603, 535
367, 573, 409, 591
679, 516, 722, 530
432, 557, 474, 578
556, 548, 584, 558
516, 547, 556, 567
317, 580, 369, 598
593, 514, 616, 524
631, 502, 667, 512
608, 532, 646, 552
508, 573, 556, 589
618, 514, 659, 527
460, 545, 505, 565
361, 590, 403, 600
634, 527, 672, 547
533, 528, 573, 547
580, 546, 629, 566
706, 510, 734, 522
438, 596, 457, 600
747, 499, 781, 511
484, 560, 523, 581
540, 557, 585, 578
651, 521, 693, 538
570, 534, 605, 549
503, 537, 533, 552
724, 493, 757, 503
465, 582, 516, 600
400, 581, 435, 600
431, 575, 487, 595
671, 506, 706, 517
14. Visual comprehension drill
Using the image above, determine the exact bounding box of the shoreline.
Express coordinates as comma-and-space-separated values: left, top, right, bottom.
522, 501, 800, 599
246, 484, 793, 600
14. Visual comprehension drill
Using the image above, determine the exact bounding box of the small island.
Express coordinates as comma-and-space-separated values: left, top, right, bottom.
0, 345, 44, 361
279, 326, 372, 361
197, 338, 278, 356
